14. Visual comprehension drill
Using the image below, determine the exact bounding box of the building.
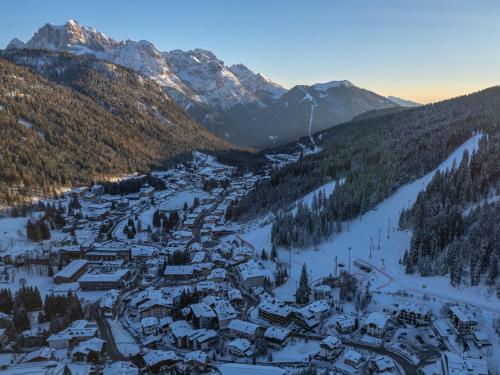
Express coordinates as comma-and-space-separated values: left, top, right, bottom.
184, 350, 209, 373
188, 329, 218, 350
334, 314, 357, 334
227, 338, 253, 357
364, 312, 389, 338
72, 337, 106, 363
169, 320, 193, 348
369, 355, 396, 373
396, 302, 432, 325
441, 352, 488, 375
344, 349, 363, 368
47, 320, 98, 349
258, 299, 293, 326
449, 306, 479, 335
78, 269, 130, 290
319, 336, 343, 360
227, 319, 262, 340
313, 285, 333, 301
103, 361, 139, 375
141, 317, 159, 336
264, 326, 291, 349
190, 302, 217, 329
53, 259, 89, 284
139, 299, 172, 319
143, 350, 180, 374
85, 246, 131, 262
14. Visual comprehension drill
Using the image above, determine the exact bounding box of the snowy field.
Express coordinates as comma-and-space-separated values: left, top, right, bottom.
239, 134, 500, 311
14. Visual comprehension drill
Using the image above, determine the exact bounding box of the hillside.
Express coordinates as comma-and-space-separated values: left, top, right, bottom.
0, 52, 233, 205
231, 87, 500, 221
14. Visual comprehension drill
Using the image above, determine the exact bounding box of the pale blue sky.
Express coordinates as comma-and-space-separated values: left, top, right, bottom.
2, 0, 500, 103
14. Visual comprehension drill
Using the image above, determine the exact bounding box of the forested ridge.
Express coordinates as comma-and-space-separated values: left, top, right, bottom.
0, 50, 232, 205
230, 87, 500, 250
400, 131, 500, 291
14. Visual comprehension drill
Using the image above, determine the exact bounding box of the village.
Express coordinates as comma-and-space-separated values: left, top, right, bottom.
0, 151, 495, 375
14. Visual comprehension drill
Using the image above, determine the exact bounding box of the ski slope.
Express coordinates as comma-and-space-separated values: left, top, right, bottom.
240, 133, 500, 310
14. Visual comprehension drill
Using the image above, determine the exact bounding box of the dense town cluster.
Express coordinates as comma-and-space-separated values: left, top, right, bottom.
0, 151, 495, 375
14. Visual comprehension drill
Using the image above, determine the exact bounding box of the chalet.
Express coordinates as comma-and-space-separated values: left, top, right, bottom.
369, 355, 396, 373
227, 288, 244, 308
334, 314, 357, 334
264, 326, 291, 348
184, 350, 209, 373
139, 299, 172, 319
53, 259, 89, 284
142, 317, 159, 336
227, 338, 253, 357
47, 320, 98, 349
258, 299, 293, 326
344, 349, 363, 369
449, 306, 479, 335
164, 265, 195, 280
441, 352, 488, 375
103, 361, 139, 375
313, 285, 333, 301
189, 302, 217, 329
212, 299, 237, 329
99, 289, 120, 318
319, 336, 343, 360
72, 338, 106, 363
396, 302, 432, 326
207, 268, 227, 283
169, 320, 193, 348
143, 350, 180, 374
364, 312, 389, 338
188, 329, 218, 350
228, 319, 262, 340
22, 347, 54, 363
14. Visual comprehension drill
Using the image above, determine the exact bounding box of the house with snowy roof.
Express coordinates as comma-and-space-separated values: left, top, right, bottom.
188, 328, 218, 350
449, 305, 479, 334
264, 326, 291, 348
319, 335, 343, 360
396, 302, 432, 326
227, 338, 253, 357
228, 319, 262, 340
47, 320, 98, 349
72, 337, 106, 363
141, 317, 159, 336
143, 350, 180, 374
184, 350, 209, 373
103, 361, 139, 375
169, 320, 193, 348
364, 312, 390, 338
189, 302, 217, 329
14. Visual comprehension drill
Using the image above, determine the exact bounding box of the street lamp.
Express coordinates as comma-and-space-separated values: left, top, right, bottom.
378, 228, 381, 249
369, 237, 372, 258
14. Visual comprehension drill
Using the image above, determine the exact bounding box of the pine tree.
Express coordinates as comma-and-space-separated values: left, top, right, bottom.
296, 263, 311, 304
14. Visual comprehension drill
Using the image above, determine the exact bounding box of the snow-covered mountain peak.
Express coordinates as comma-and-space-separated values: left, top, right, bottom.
6, 38, 25, 50
230, 63, 286, 100
24, 19, 118, 52
312, 80, 355, 91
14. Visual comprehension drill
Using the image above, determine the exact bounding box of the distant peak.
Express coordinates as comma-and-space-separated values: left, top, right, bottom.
6, 38, 25, 50
312, 80, 355, 91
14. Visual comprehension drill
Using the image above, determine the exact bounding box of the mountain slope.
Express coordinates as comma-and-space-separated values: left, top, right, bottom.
0, 50, 232, 205
387, 95, 421, 107
6, 20, 397, 149
226, 80, 397, 148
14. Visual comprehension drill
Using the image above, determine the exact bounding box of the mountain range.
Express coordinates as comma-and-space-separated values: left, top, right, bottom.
7, 19, 407, 148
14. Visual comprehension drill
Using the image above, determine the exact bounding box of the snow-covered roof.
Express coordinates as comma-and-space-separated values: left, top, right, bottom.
54, 259, 88, 279
218, 364, 287, 375
190, 302, 216, 318
228, 338, 251, 352
372, 355, 395, 371
170, 320, 192, 338
365, 311, 389, 329
397, 302, 431, 316
103, 361, 139, 375
320, 335, 341, 350
449, 305, 478, 324
228, 319, 260, 335
141, 317, 158, 328
143, 350, 179, 366
184, 350, 207, 363
79, 269, 128, 283
23, 347, 54, 363
264, 326, 291, 341
344, 349, 362, 363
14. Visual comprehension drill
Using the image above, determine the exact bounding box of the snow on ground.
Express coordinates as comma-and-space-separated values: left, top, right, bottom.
108, 318, 140, 356
158, 188, 209, 212
240, 134, 500, 311
267, 338, 320, 363
0, 214, 44, 257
